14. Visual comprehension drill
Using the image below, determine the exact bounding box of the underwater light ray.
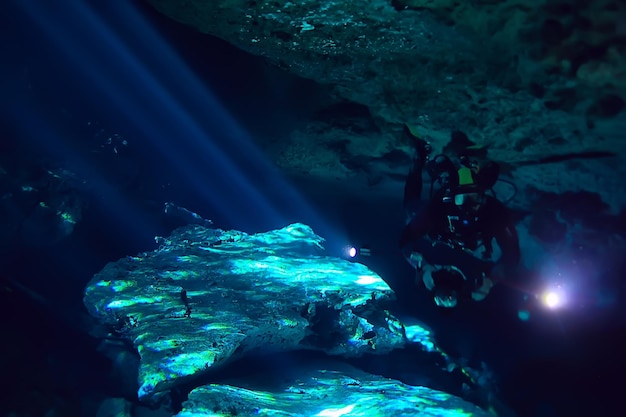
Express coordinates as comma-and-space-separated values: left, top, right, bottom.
15, 1, 281, 227
67, 0, 312, 225
16, 1, 343, 242
18, 0, 324, 231
107, 1, 339, 233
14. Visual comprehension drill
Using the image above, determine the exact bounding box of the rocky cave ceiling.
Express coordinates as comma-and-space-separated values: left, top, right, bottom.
146, 0, 626, 211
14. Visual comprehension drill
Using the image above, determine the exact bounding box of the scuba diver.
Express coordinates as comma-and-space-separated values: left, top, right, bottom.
400, 126, 521, 308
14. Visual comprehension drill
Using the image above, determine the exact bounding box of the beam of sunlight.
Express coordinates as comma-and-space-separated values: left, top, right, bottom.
13, 1, 340, 242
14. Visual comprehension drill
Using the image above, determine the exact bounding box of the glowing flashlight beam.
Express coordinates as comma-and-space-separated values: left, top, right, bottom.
540, 283, 567, 310
543, 291, 561, 308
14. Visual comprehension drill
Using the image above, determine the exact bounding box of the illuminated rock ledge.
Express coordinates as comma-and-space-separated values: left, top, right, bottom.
84, 223, 491, 416
177, 360, 490, 417
84, 223, 407, 400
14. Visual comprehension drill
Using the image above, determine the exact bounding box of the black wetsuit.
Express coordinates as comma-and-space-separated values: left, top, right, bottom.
400, 154, 520, 289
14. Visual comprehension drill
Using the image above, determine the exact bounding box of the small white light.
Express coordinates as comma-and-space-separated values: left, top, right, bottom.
544, 292, 560, 307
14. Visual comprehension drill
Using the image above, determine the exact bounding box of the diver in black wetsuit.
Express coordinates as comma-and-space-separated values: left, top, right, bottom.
399, 127, 521, 308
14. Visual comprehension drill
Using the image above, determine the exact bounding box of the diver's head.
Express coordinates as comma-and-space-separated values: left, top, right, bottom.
426, 155, 458, 189
431, 153, 496, 209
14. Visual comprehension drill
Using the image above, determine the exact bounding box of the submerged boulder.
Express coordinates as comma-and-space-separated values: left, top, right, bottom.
176, 359, 492, 417
83, 223, 407, 400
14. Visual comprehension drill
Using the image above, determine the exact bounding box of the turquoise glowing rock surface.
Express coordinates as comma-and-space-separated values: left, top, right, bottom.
83, 223, 408, 399
175, 361, 492, 417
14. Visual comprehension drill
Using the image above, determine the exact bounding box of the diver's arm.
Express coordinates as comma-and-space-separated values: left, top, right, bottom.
490, 211, 521, 281
495, 220, 521, 268
399, 204, 433, 251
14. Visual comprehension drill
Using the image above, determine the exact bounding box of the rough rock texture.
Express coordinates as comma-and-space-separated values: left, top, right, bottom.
176, 361, 492, 417
146, 0, 626, 210
83, 223, 407, 400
